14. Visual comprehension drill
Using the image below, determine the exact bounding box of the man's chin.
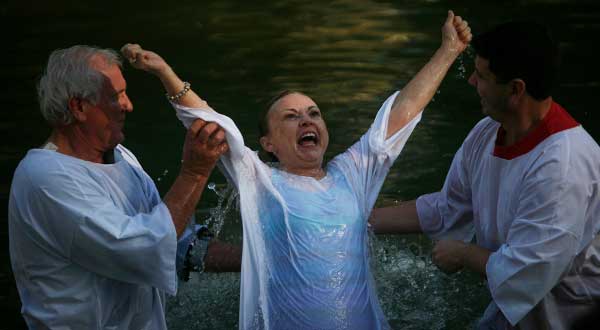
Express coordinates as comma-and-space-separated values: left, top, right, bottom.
481, 106, 491, 116
108, 133, 125, 149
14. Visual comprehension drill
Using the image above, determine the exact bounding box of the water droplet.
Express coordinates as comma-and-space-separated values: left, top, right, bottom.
157, 168, 171, 183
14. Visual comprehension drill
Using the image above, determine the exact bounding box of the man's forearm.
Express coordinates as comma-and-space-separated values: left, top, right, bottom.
163, 172, 209, 238
369, 200, 423, 234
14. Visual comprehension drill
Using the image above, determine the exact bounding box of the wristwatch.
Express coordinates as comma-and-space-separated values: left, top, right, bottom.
179, 226, 214, 281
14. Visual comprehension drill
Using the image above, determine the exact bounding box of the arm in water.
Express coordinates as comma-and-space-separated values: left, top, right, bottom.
369, 201, 489, 275
177, 224, 242, 279
369, 200, 422, 234
386, 10, 472, 138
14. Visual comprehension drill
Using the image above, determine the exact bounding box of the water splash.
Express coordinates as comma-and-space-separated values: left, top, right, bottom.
168, 192, 487, 330
167, 273, 241, 329
168, 228, 488, 330
156, 169, 169, 182
369, 230, 488, 329
456, 45, 475, 80
431, 89, 441, 103
167, 182, 242, 329
207, 182, 217, 193
205, 182, 239, 238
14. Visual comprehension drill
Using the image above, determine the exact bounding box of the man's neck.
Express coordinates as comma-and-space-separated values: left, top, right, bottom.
500, 97, 553, 147
47, 128, 107, 164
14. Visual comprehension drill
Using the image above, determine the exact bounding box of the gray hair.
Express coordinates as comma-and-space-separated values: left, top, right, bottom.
37, 45, 122, 126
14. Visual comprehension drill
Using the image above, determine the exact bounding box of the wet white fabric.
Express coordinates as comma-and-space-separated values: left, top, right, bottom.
173, 91, 421, 330
9, 145, 177, 330
417, 117, 600, 329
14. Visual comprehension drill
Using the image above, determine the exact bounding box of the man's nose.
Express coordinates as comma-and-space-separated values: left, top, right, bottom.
122, 94, 134, 113
467, 72, 477, 87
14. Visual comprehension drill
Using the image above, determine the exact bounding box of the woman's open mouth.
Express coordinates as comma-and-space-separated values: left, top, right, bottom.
297, 131, 318, 147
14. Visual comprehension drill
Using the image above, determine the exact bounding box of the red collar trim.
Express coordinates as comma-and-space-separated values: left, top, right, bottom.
493, 102, 579, 160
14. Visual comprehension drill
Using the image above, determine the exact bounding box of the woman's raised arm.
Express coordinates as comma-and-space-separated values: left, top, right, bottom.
386, 10, 471, 138
121, 43, 214, 111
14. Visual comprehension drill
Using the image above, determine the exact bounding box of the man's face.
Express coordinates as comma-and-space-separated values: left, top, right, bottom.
260, 93, 329, 172
83, 61, 133, 152
468, 56, 511, 120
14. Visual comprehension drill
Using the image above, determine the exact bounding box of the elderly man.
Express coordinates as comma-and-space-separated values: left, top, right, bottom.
371, 21, 600, 329
8, 45, 230, 329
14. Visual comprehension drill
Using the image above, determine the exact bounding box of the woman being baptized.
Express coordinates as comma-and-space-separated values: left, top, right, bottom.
123, 10, 471, 330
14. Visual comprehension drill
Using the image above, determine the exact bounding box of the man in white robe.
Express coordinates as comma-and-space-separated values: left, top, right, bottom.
8, 45, 230, 329
370, 22, 600, 329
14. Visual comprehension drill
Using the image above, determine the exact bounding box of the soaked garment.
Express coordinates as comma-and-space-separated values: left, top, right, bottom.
8, 145, 177, 330
417, 102, 600, 329
173, 92, 421, 330
262, 168, 377, 329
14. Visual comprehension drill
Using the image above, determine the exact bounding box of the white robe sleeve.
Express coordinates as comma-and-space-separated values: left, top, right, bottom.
486, 150, 590, 325
416, 143, 475, 241
31, 169, 178, 295
330, 91, 422, 218
170, 102, 261, 189
170, 103, 281, 330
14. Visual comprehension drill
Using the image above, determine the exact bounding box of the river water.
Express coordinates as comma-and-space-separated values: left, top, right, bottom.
2, 0, 599, 329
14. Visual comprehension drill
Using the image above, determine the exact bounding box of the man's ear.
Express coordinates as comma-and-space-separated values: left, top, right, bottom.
68, 97, 86, 122
510, 79, 526, 98
260, 136, 274, 153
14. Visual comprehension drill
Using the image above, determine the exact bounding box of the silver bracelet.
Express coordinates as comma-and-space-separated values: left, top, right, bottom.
166, 81, 191, 102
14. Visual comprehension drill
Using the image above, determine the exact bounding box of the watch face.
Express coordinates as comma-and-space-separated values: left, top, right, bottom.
197, 226, 214, 239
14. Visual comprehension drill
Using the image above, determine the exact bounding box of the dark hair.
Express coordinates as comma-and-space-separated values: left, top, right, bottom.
471, 21, 560, 100
257, 89, 306, 162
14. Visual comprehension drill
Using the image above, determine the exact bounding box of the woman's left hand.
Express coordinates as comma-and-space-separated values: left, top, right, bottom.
441, 10, 472, 54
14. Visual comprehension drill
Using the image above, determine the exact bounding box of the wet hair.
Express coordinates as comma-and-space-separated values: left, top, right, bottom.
471, 21, 560, 100
258, 89, 307, 162
37, 45, 122, 126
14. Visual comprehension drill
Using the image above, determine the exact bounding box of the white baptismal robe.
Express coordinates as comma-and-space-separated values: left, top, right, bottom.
417, 102, 600, 329
173, 92, 421, 330
9, 145, 177, 330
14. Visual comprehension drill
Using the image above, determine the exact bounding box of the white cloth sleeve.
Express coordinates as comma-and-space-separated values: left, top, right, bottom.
171, 103, 280, 330
486, 156, 589, 325
32, 171, 178, 295
173, 104, 245, 158
171, 102, 267, 190
330, 91, 422, 218
416, 144, 475, 241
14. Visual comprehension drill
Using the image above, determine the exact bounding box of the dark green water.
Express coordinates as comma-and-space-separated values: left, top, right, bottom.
2, 0, 600, 329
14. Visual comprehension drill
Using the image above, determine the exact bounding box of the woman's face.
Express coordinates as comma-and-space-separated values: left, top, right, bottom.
260, 93, 329, 173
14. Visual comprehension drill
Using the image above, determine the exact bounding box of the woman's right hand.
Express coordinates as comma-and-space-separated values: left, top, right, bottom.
120, 43, 172, 77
